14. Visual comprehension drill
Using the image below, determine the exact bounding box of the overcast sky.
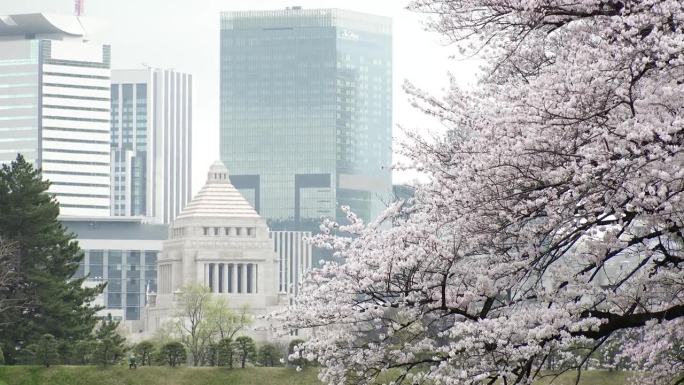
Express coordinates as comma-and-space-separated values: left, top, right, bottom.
3, 0, 480, 194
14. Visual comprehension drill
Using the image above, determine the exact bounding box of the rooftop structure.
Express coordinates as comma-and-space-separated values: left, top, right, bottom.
0, 13, 87, 40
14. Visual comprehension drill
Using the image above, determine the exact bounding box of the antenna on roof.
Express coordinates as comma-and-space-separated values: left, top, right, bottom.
74, 0, 85, 17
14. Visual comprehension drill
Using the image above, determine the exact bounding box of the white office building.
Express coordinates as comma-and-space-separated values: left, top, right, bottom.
0, 13, 111, 216
62, 217, 168, 323
110, 69, 192, 224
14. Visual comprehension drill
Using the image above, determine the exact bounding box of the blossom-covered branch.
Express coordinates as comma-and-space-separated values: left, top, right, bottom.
274, 1, 684, 384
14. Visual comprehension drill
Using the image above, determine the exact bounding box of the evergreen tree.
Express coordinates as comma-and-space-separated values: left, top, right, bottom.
135, 341, 155, 366
93, 314, 126, 367
217, 337, 234, 368
26, 334, 60, 368
72, 339, 95, 365
234, 336, 256, 368
258, 343, 282, 367
0, 155, 104, 363
159, 342, 186, 367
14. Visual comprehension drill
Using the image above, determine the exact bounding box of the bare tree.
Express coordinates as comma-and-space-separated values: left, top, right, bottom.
209, 299, 252, 341
0, 238, 19, 329
175, 284, 215, 366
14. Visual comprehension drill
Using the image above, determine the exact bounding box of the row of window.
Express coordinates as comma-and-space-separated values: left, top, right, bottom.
203, 226, 256, 237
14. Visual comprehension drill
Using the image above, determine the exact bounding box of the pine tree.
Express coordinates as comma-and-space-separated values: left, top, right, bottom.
159, 342, 186, 367
0, 155, 104, 363
93, 314, 126, 367
26, 334, 60, 367
135, 341, 155, 366
258, 343, 282, 367
217, 337, 234, 368
234, 336, 256, 368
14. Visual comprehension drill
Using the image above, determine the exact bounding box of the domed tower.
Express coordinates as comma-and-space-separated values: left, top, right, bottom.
146, 161, 281, 339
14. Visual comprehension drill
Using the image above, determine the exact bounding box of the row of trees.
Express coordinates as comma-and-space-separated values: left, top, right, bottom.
2, 314, 126, 367
133, 337, 300, 368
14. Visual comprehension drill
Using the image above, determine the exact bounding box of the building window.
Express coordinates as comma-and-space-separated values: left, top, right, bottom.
214, 227, 220, 236
236, 227, 242, 236
108, 293, 122, 308
203, 227, 209, 236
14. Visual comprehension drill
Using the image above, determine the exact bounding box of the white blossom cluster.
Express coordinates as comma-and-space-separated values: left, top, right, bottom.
273, 1, 684, 384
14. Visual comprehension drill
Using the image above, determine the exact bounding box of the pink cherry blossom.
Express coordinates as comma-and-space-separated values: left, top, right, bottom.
272, 1, 684, 384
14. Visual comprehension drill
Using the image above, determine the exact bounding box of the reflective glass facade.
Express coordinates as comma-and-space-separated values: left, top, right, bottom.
111, 83, 148, 216
220, 9, 392, 231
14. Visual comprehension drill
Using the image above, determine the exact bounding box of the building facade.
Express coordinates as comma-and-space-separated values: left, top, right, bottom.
0, 13, 111, 216
145, 161, 285, 341
270, 231, 312, 299
220, 8, 392, 231
63, 217, 168, 322
110, 68, 192, 224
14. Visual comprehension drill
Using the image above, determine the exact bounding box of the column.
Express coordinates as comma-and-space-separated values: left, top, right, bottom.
223, 263, 229, 293
218, 263, 224, 293
239, 263, 246, 293
204, 263, 209, 287
252, 263, 258, 294
231, 263, 237, 293
212, 263, 219, 293
246, 264, 252, 294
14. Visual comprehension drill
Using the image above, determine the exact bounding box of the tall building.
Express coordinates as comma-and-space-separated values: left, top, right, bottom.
0, 13, 111, 216
220, 8, 392, 231
110, 69, 192, 224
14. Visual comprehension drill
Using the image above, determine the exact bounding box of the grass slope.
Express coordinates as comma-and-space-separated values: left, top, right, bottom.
0, 366, 633, 385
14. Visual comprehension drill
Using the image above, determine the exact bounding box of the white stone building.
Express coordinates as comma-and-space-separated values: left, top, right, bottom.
144, 161, 286, 341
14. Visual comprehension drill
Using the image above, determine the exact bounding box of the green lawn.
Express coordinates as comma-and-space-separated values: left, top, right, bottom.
0, 366, 633, 385
0, 366, 321, 385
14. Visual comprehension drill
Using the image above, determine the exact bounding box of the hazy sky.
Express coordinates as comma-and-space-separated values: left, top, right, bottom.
3, 0, 480, 194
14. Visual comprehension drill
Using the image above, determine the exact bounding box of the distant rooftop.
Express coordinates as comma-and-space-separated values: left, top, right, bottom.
221, 8, 391, 35
0, 13, 86, 39
60, 216, 168, 241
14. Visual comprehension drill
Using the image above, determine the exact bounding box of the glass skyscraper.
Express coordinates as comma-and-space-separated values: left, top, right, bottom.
220, 8, 392, 231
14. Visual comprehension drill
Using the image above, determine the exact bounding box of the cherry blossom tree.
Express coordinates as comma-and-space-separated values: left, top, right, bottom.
275, 1, 684, 384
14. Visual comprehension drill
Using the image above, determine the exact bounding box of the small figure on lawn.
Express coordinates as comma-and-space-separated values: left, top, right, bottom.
128, 353, 137, 369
